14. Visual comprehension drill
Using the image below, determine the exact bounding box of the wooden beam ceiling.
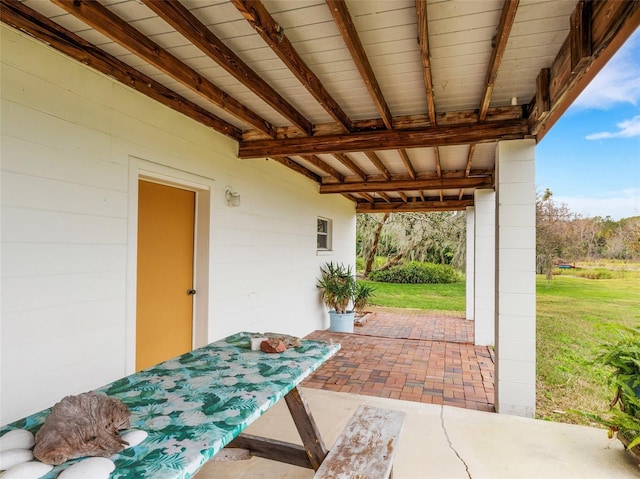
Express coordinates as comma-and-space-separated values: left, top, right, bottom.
51, 0, 277, 137
0, 0, 242, 140
2, 0, 636, 215
231, 0, 353, 133
142, 0, 313, 136
326, 0, 393, 129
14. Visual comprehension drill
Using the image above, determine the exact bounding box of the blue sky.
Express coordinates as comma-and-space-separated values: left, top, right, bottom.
536, 28, 640, 220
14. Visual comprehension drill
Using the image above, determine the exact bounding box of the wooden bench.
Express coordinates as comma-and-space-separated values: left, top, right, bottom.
314, 405, 406, 479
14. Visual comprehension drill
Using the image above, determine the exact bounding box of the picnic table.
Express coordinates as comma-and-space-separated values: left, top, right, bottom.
0, 332, 340, 478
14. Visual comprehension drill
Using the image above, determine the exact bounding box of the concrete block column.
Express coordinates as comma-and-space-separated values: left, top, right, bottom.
465, 207, 475, 321
495, 139, 537, 418
473, 190, 495, 346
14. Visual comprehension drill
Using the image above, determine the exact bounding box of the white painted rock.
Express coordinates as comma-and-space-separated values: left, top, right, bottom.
0, 449, 34, 471
120, 430, 147, 449
57, 457, 115, 479
0, 430, 35, 452
1, 461, 54, 478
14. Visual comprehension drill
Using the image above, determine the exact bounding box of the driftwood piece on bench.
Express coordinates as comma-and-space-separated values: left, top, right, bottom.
313, 405, 406, 479
33, 392, 130, 465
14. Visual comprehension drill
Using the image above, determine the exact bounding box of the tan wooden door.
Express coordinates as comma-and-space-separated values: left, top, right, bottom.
136, 180, 195, 371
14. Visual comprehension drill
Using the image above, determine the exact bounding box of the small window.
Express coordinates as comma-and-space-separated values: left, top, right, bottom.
317, 217, 332, 250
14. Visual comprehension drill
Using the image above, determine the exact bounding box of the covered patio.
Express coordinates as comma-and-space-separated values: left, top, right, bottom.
303, 308, 495, 411
2, 0, 640, 477
195, 387, 640, 478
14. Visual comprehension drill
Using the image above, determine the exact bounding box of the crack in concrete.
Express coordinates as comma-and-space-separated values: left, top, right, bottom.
440, 407, 472, 479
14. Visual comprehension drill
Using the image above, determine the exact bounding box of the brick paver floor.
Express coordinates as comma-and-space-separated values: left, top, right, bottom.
302, 308, 495, 412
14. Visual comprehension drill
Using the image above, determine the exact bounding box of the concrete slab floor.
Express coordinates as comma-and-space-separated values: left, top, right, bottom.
195, 388, 640, 479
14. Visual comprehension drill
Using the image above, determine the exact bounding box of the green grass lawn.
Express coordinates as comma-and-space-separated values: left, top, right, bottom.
358, 279, 465, 311
360, 266, 640, 425
535, 271, 640, 425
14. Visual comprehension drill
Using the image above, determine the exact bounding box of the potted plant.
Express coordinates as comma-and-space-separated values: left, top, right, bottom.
316, 262, 357, 333
581, 326, 640, 464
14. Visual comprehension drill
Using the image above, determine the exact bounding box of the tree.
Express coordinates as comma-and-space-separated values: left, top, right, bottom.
536, 189, 580, 279
356, 211, 467, 273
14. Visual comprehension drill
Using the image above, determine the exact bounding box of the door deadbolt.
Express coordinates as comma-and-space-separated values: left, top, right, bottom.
187, 289, 196, 295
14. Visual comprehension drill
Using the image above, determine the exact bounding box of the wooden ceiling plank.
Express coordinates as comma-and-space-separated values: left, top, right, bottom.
478, 0, 520, 121
143, 0, 312, 136
360, 192, 375, 202
332, 153, 367, 180
231, 0, 352, 132
326, 0, 393, 129
356, 199, 474, 213
416, 0, 436, 126
272, 156, 321, 182
399, 192, 408, 202
320, 176, 492, 194
298, 155, 345, 182
532, 0, 640, 140
364, 151, 391, 180
239, 118, 529, 158
0, 0, 242, 140
51, 0, 276, 137
397, 150, 417, 180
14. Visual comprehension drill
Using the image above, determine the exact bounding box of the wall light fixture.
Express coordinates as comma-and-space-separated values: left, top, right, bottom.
225, 188, 241, 207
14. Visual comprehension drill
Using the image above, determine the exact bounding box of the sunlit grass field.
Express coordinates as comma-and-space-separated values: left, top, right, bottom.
360, 261, 640, 425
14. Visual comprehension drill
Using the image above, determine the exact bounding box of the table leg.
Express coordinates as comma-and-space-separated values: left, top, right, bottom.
284, 386, 328, 470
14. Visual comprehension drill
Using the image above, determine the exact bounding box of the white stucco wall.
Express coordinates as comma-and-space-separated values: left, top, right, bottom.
0, 25, 356, 424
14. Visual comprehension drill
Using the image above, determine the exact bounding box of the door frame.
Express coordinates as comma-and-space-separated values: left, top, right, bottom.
126, 157, 214, 374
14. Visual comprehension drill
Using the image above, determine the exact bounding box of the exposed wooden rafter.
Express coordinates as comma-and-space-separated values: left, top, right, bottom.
271, 157, 321, 183
240, 119, 529, 158
479, 0, 520, 121
143, 0, 312, 136
416, 0, 436, 125
326, 0, 393, 130
231, 0, 352, 132
320, 176, 492, 194
51, 0, 276, 138
332, 153, 367, 180
298, 155, 345, 182
357, 199, 475, 213
0, 0, 242, 139
464, 144, 476, 177
364, 152, 391, 180
398, 150, 417, 180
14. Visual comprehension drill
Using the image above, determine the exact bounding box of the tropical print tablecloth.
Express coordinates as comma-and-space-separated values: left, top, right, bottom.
0, 332, 340, 478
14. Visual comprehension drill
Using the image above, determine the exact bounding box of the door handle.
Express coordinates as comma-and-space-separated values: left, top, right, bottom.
187, 289, 196, 295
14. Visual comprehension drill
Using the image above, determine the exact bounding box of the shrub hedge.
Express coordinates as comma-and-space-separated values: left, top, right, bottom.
368, 261, 460, 284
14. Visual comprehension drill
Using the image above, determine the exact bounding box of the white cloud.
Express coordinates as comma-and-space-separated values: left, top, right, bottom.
586, 115, 640, 140
554, 189, 640, 220
572, 30, 640, 110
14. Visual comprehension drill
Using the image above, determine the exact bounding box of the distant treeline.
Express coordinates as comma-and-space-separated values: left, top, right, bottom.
536, 189, 639, 278
356, 191, 639, 278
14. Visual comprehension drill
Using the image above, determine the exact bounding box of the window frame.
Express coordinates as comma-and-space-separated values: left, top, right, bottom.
316, 217, 332, 252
